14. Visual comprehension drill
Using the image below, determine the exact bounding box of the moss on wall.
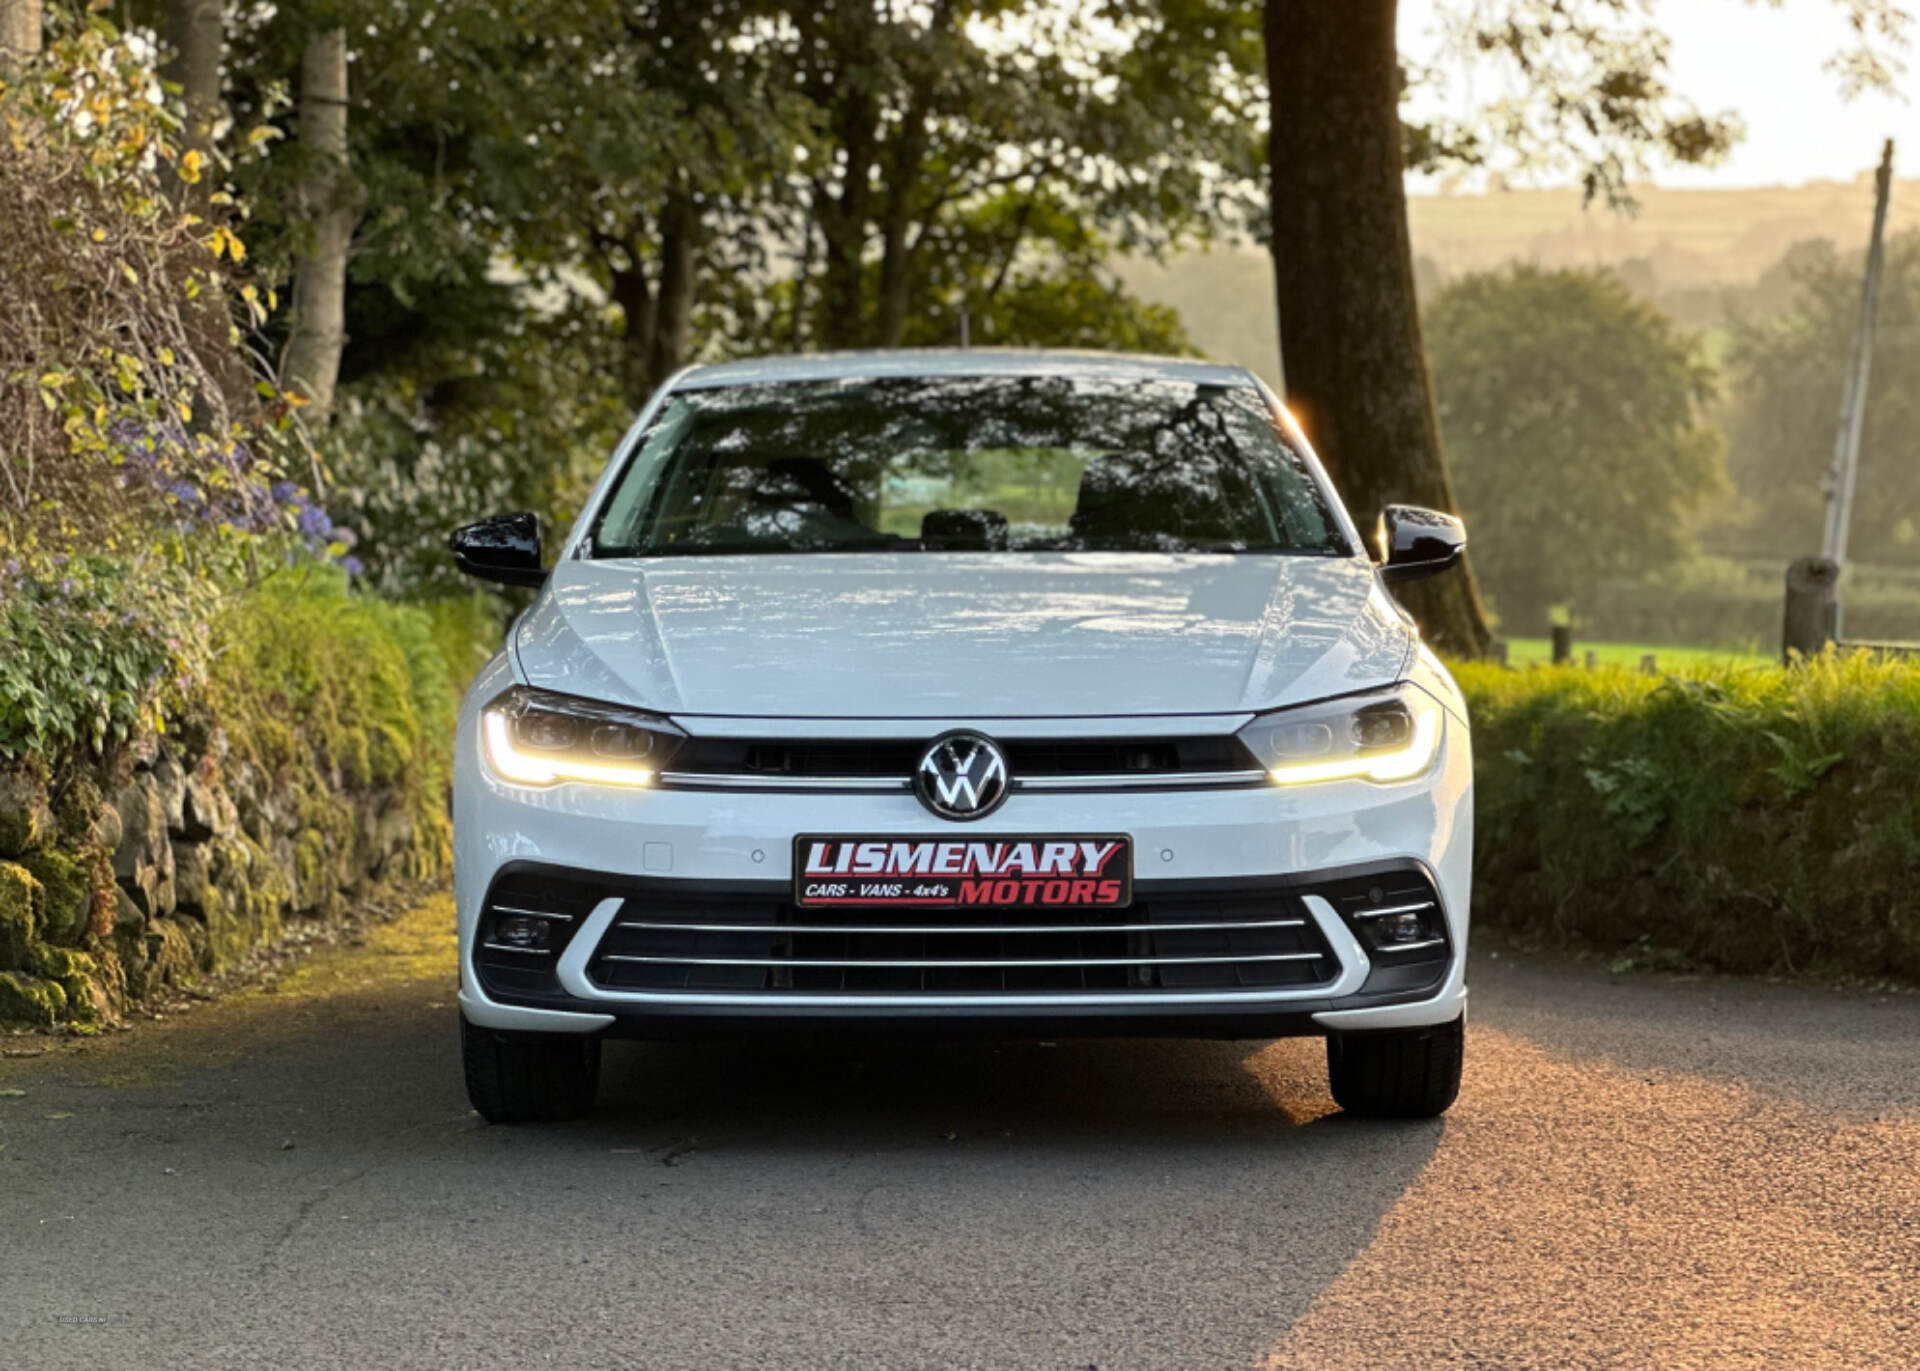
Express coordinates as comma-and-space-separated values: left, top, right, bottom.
0, 575, 498, 1028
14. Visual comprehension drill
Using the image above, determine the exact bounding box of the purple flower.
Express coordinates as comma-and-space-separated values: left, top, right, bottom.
338, 555, 365, 577
297, 504, 333, 539
270, 480, 299, 503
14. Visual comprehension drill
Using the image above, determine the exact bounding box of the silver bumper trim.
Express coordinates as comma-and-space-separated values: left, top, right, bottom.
553, 896, 1373, 1009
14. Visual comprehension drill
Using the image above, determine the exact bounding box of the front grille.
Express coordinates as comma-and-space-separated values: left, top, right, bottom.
587, 889, 1337, 996
672, 734, 1255, 780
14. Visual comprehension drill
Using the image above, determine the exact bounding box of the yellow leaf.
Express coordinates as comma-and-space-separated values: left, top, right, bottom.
179, 148, 202, 184
240, 284, 258, 303
246, 125, 279, 147
158, 347, 175, 366
90, 227, 106, 243
283, 390, 313, 409
175, 399, 192, 422
119, 262, 139, 284
225, 233, 246, 263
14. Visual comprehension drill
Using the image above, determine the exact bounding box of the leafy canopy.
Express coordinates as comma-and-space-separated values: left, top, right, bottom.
1426, 264, 1725, 630
1724, 231, 1920, 562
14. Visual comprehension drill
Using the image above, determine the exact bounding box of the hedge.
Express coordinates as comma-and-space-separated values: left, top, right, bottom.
0, 571, 500, 1027
1457, 653, 1920, 981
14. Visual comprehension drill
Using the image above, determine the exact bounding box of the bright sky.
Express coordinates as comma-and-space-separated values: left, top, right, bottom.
1398, 0, 1916, 189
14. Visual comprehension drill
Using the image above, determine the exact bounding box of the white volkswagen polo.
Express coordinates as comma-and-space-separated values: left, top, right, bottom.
449, 350, 1473, 1123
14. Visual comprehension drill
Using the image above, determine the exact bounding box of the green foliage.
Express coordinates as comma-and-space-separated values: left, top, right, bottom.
1725, 231, 1920, 564
208, 568, 474, 801
211, 2, 1251, 593
415, 594, 509, 702
321, 309, 631, 594
0, 14, 302, 560
1459, 652, 1920, 980
1426, 265, 1726, 634
0, 558, 213, 761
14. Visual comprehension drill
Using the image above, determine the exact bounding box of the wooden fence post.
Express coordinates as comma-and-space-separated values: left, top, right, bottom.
1551, 624, 1572, 665
1782, 557, 1840, 662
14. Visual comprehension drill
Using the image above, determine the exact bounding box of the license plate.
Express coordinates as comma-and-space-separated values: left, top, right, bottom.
793, 835, 1133, 908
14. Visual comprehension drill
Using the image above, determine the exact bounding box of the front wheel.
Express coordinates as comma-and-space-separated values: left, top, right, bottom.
461, 1014, 602, 1123
1326, 1014, 1464, 1118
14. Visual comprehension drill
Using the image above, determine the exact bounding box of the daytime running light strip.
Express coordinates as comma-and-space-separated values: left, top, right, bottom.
1266, 703, 1443, 786
482, 713, 657, 789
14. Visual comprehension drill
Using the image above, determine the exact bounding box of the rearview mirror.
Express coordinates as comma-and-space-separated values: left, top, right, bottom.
450, 512, 546, 588
1377, 505, 1465, 585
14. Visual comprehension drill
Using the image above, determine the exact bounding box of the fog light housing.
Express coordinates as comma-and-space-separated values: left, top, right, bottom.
1375, 910, 1427, 945
491, 914, 554, 953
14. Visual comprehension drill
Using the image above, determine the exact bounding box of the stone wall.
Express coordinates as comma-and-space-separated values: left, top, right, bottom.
0, 732, 444, 1027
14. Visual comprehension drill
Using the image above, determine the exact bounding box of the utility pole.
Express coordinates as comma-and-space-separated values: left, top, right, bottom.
1820, 140, 1895, 579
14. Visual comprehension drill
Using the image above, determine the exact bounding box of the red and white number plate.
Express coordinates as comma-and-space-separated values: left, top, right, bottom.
793, 835, 1133, 908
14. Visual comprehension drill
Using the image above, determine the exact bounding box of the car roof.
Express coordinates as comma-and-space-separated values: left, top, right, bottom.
671, 348, 1259, 391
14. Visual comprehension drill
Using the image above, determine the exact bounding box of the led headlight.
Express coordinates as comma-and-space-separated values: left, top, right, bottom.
1236, 686, 1444, 786
480, 686, 685, 788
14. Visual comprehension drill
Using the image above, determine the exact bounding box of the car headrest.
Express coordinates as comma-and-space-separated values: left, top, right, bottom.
759, 457, 858, 518
921, 509, 1009, 551
1070, 451, 1254, 548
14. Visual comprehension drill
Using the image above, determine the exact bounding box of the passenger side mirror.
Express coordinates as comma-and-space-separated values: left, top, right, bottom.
450, 512, 546, 588
1377, 505, 1465, 585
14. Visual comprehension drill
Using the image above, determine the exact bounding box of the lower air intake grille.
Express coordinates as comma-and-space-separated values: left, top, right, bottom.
587, 889, 1338, 996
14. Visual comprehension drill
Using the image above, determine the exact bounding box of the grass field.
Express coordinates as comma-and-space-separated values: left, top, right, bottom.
1499, 637, 1776, 670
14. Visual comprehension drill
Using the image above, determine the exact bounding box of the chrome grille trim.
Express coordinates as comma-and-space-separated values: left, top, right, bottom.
612, 915, 1307, 937
658, 773, 908, 793
554, 898, 1376, 1008
1350, 901, 1437, 920
599, 951, 1326, 971
654, 769, 1269, 795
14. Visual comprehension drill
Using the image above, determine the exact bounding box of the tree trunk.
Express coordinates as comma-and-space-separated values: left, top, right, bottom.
162, 0, 223, 171
281, 28, 355, 428
874, 105, 931, 348
647, 193, 698, 394
1265, 0, 1493, 657
608, 250, 657, 408
0, 0, 40, 72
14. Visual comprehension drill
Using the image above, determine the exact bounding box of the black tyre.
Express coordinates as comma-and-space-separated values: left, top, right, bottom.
1325, 1014, 1464, 1118
461, 1014, 602, 1123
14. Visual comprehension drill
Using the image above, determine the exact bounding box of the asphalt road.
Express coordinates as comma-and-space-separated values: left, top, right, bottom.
2, 900, 1917, 1371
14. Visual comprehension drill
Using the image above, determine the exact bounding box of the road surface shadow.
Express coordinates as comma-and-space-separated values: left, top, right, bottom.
3, 983, 1446, 1371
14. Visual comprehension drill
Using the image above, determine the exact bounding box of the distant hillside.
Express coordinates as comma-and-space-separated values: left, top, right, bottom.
1122, 176, 1914, 387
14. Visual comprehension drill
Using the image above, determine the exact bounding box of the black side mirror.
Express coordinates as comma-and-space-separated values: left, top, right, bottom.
1377, 504, 1466, 585
450, 512, 546, 588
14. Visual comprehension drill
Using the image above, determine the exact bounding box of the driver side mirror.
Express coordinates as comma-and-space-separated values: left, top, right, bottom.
1377, 505, 1465, 585
450, 512, 546, 588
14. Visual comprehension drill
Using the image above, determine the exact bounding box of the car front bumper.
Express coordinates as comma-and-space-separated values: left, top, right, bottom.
453, 666, 1472, 1041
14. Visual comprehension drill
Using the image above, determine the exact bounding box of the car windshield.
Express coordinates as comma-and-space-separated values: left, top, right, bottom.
586, 374, 1349, 558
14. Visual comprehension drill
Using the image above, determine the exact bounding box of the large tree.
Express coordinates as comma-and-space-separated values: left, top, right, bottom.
788, 0, 1264, 351
1427, 265, 1723, 631
1725, 231, 1920, 564
1264, 0, 1909, 655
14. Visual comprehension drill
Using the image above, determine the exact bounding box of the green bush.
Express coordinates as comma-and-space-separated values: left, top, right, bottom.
1458, 653, 1920, 980
205, 570, 498, 869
